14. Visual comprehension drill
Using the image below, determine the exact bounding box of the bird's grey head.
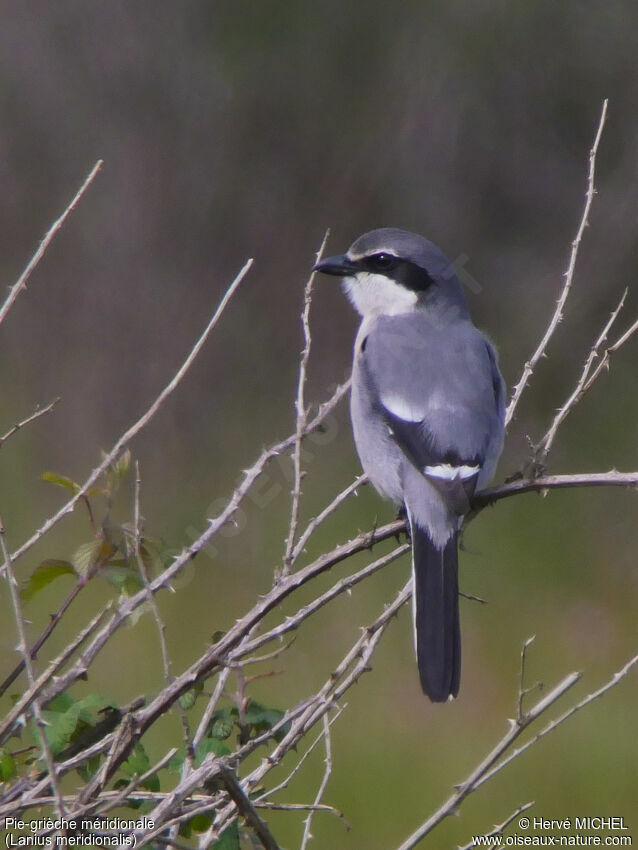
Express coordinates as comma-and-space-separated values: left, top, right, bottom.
313, 227, 468, 321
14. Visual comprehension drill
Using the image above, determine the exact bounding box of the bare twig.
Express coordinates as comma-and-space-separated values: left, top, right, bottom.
300, 713, 333, 850
475, 653, 638, 789
125, 752, 228, 845
254, 707, 345, 806
394, 667, 582, 850
0, 397, 61, 449
517, 636, 536, 722
506, 99, 608, 426
0, 518, 66, 819
534, 289, 638, 460
133, 463, 193, 756
292, 473, 368, 562
2, 258, 253, 578
2, 791, 344, 823
0, 161, 102, 328
476, 469, 638, 507
457, 801, 535, 850
284, 230, 330, 573
217, 764, 282, 850
254, 801, 346, 823
231, 543, 410, 660
134, 461, 173, 684
395, 650, 638, 850
584, 313, 638, 390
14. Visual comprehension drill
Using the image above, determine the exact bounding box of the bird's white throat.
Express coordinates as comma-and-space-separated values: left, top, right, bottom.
342, 272, 418, 317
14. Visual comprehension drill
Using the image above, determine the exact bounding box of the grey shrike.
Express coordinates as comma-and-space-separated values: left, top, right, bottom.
314, 228, 505, 702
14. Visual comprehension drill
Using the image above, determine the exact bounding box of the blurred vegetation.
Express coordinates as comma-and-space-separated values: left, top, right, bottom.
1, 2, 637, 848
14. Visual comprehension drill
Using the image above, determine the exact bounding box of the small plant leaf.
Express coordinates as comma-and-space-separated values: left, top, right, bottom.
21, 560, 76, 602
211, 822, 240, 850
0, 747, 17, 781
121, 743, 160, 791
195, 735, 231, 764
243, 700, 289, 742
40, 693, 111, 756
179, 679, 204, 711
189, 814, 212, 833
209, 708, 235, 741
73, 539, 104, 577
114, 448, 131, 480
100, 564, 143, 594
41, 471, 81, 492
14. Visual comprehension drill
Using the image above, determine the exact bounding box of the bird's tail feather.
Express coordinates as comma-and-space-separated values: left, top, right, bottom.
410, 521, 460, 702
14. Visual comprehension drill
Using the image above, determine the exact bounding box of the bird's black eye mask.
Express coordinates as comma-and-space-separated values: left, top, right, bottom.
359, 252, 434, 292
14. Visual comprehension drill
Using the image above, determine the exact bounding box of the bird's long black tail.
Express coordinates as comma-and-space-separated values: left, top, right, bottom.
411, 523, 460, 702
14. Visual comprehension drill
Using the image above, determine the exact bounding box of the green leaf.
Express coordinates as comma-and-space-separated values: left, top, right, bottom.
47, 693, 76, 713
189, 814, 212, 833
209, 708, 235, 741
41, 471, 81, 492
0, 747, 17, 781
73, 539, 104, 577
103, 523, 127, 555
120, 742, 159, 791
121, 743, 151, 778
74, 693, 112, 720
40, 693, 111, 756
179, 679, 204, 711
76, 754, 102, 782
100, 564, 143, 594
103, 449, 131, 495
114, 449, 131, 480
21, 560, 76, 602
243, 700, 289, 742
211, 822, 240, 850
195, 735, 231, 764
179, 691, 197, 711
40, 707, 82, 756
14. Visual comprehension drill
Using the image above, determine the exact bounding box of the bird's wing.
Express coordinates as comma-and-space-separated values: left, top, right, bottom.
358, 314, 502, 511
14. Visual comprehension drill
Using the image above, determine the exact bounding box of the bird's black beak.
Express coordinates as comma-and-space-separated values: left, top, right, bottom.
313, 255, 359, 276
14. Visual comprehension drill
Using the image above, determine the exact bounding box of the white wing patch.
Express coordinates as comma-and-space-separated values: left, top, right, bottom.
381, 393, 424, 423
424, 463, 479, 480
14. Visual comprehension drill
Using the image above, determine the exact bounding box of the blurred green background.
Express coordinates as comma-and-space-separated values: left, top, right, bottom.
0, 2, 637, 847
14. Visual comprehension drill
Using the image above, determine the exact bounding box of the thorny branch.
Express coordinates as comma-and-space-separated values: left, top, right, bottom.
533, 288, 638, 462
300, 714, 333, 850
283, 230, 330, 573
395, 652, 637, 850
506, 99, 608, 426
0, 519, 66, 819
0, 160, 102, 328
457, 801, 535, 850
0, 397, 60, 450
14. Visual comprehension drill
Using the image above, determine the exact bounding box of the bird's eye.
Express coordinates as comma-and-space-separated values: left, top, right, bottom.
366, 252, 399, 272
